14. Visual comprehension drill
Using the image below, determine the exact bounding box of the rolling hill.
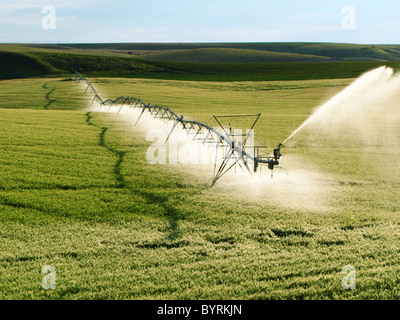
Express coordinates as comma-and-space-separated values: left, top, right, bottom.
53, 42, 400, 62
1, 43, 400, 81
128, 47, 336, 63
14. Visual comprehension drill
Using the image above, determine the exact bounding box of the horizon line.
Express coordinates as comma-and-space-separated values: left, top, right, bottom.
1, 41, 400, 46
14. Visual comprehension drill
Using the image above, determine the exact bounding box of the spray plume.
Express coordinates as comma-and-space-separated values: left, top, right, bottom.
282, 66, 397, 145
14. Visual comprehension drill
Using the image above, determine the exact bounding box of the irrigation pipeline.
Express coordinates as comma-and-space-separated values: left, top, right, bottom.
75, 71, 282, 186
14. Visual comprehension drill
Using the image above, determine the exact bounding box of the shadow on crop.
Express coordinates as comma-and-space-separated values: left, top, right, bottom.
42, 83, 56, 109
137, 190, 183, 241
85, 111, 185, 240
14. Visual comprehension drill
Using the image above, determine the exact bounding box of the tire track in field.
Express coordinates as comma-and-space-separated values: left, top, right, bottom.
85, 111, 182, 240
86, 111, 126, 188
42, 83, 56, 109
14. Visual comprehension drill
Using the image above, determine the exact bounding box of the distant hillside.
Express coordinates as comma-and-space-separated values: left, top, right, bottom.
56, 42, 400, 62
0, 46, 167, 80
136, 47, 335, 63
0, 43, 400, 81
0, 51, 51, 80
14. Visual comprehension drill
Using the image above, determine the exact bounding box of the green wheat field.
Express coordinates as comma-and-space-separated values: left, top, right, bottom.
1, 44, 400, 300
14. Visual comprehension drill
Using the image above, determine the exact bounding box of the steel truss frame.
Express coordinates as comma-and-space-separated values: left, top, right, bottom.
75, 71, 282, 186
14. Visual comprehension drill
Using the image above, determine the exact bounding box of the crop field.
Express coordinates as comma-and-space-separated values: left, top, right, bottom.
1, 73, 400, 300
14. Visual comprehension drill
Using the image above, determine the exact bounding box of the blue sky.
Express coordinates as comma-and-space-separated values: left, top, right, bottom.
1, 0, 400, 44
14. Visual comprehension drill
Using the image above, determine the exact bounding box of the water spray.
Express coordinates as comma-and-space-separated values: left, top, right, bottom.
281, 66, 398, 146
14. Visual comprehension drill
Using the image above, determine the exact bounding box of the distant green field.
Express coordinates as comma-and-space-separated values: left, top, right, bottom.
39, 42, 400, 61
134, 47, 334, 63
1, 76, 400, 299
1, 43, 400, 81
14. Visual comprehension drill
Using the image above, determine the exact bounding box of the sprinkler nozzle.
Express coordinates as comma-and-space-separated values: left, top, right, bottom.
273, 145, 282, 162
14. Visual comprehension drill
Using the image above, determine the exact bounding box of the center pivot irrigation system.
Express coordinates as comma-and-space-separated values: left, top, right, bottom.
75, 72, 283, 186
